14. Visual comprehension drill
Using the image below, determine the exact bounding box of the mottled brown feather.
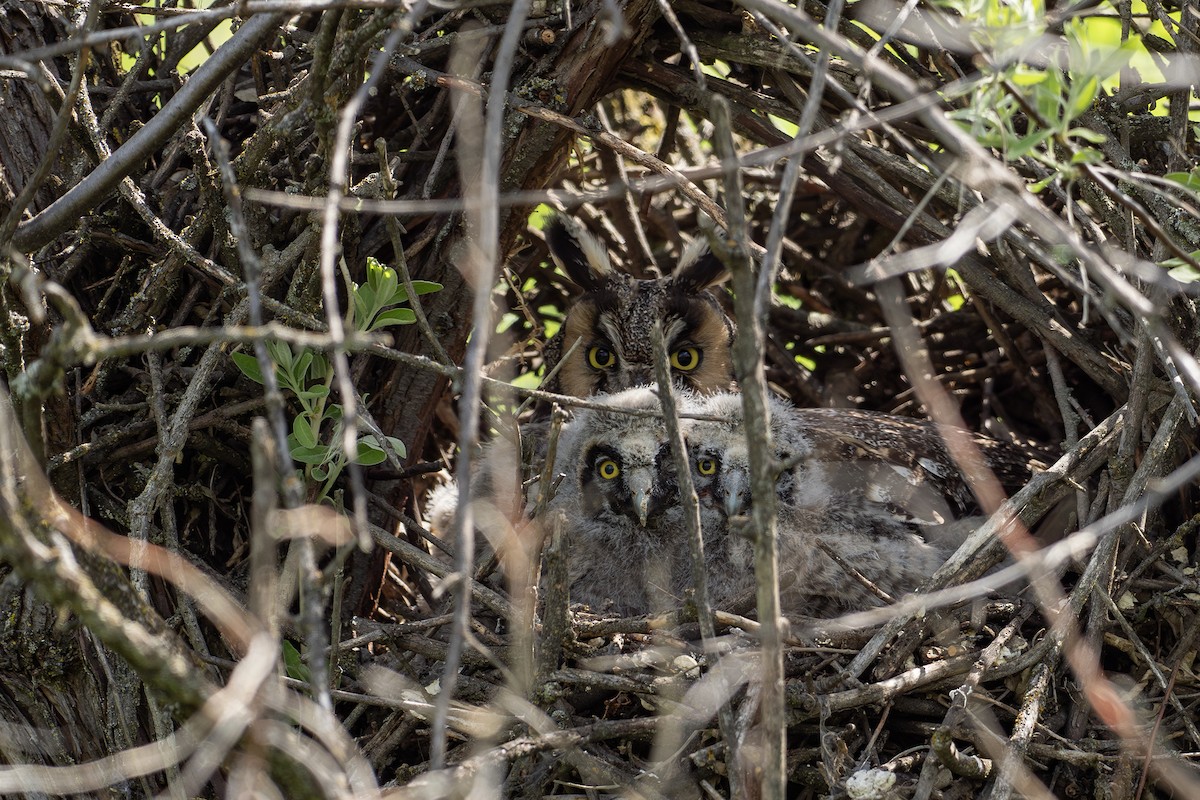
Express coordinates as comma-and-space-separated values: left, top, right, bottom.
541, 216, 734, 399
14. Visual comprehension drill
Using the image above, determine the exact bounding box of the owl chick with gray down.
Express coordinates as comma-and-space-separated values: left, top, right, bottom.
540, 216, 736, 398
534, 386, 691, 617
682, 393, 956, 615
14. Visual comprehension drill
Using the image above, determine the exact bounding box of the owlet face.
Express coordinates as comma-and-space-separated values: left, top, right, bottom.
682, 392, 820, 519
542, 217, 734, 398
577, 434, 674, 528
553, 387, 681, 532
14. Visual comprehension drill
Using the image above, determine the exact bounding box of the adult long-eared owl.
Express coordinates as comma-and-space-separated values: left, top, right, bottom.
540, 216, 735, 398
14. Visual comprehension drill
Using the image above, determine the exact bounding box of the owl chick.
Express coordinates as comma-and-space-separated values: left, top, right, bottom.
540, 216, 735, 398
681, 393, 952, 615
537, 386, 689, 616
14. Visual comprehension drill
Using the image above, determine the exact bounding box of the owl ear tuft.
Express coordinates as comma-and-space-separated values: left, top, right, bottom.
544, 216, 613, 291
672, 242, 728, 291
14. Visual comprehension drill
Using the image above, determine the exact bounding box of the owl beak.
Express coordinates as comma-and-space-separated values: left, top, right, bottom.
723, 469, 750, 518
628, 471, 654, 527
634, 491, 651, 526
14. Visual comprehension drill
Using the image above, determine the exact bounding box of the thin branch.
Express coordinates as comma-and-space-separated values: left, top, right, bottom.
12, 11, 286, 252
711, 94, 785, 800
432, 3, 531, 768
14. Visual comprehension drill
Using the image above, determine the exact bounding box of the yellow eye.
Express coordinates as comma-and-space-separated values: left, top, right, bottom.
587, 346, 616, 370
697, 457, 717, 476
597, 458, 620, 480
670, 346, 701, 371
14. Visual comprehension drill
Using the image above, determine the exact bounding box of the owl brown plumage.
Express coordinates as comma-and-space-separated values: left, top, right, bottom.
540, 216, 735, 398
790, 407, 1047, 528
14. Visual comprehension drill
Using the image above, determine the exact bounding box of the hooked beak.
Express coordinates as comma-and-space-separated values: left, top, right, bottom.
723, 468, 750, 518
628, 470, 654, 527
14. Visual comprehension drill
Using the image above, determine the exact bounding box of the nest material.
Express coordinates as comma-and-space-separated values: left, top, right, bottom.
0, 0, 1197, 798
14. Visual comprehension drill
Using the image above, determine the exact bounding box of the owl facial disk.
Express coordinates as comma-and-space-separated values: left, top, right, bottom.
583, 444, 660, 528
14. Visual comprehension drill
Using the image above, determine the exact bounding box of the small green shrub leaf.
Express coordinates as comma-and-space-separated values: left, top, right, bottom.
355, 438, 388, 466
293, 416, 317, 449
231, 352, 264, 384
282, 641, 311, 682
369, 308, 417, 330
1068, 127, 1107, 144
290, 443, 331, 465
1165, 170, 1200, 192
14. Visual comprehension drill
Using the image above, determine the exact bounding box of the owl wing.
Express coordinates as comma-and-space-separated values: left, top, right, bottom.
794, 408, 1047, 523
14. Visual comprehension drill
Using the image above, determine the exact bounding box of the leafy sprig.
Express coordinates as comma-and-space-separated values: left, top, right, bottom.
232, 258, 442, 502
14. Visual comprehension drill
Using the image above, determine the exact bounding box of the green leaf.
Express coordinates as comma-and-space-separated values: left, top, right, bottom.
368, 308, 417, 330
1160, 251, 1200, 284
1033, 80, 1062, 124
1028, 174, 1057, 193
276, 366, 304, 397
1009, 66, 1048, 87
306, 353, 331, 382
1168, 263, 1200, 284
386, 278, 443, 307
294, 349, 315, 381
293, 415, 318, 449
1165, 170, 1200, 193
281, 641, 312, 683
374, 266, 399, 305
382, 435, 406, 460
230, 352, 264, 384
290, 442, 331, 465
352, 291, 372, 330
1068, 127, 1107, 144
355, 438, 388, 466
355, 435, 406, 466
1007, 128, 1053, 159
1067, 76, 1098, 120
266, 340, 293, 370
297, 385, 331, 402
1069, 147, 1105, 165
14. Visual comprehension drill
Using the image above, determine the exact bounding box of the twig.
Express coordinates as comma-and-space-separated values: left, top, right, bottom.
432, 1, 530, 769
651, 323, 742, 799
12, 10, 286, 252
791, 651, 977, 718
374, 137, 452, 365
536, 511, 570, 681
202, 118, 299, 508
984, 659, 1054, 799
711, 94, 785, 800
653, 0, 706, 90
